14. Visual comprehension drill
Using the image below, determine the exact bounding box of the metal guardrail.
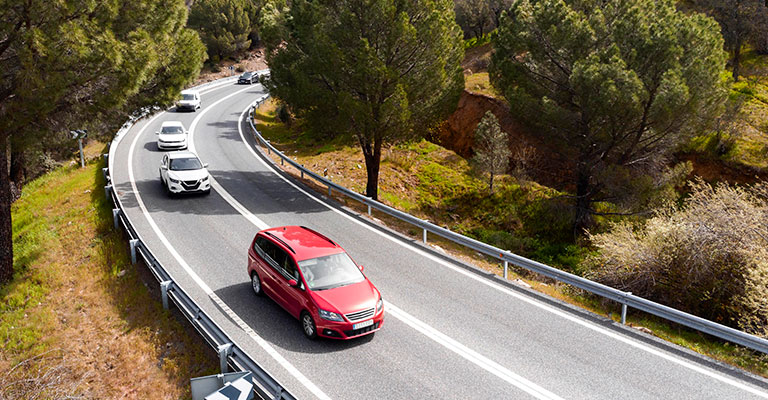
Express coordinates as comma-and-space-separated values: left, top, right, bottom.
245, 96, 768, 355
104, 74, 297, 400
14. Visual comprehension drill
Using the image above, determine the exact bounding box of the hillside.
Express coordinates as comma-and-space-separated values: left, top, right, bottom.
1, 145, 216, 398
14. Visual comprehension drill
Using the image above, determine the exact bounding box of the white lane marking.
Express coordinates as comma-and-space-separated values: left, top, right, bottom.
385, 303, 563, 399
199, 105, 562, 400
235, 104, 768, 397
127, 88, 332, 400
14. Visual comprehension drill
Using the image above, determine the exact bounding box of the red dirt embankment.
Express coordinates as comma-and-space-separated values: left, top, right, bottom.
432, 90, 570, 189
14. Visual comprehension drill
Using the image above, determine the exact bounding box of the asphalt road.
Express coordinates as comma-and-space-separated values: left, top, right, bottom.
110, 80, 768, 399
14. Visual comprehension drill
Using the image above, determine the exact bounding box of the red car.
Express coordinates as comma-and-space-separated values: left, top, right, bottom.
247, 226, 384, 339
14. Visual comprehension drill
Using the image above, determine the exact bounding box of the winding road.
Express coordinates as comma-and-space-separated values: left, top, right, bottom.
110, 80, 768, 399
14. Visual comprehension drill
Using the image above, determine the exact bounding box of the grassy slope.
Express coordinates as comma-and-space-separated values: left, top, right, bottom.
254, 101, 768, 377
684, 48, 768, 175
1, 143, 216, 398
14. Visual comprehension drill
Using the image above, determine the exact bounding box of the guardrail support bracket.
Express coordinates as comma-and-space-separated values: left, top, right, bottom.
102, 167, 109, 181
160, 280, 172, 310
218, 343, 233, 374
129, 239, 139, 264
112, 208, 120, 230
105, 184, 113, 201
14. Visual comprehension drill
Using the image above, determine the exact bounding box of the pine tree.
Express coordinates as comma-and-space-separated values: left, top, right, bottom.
0, 0, 205, 283
472, 111, 510, 194
262, 0, 465, 200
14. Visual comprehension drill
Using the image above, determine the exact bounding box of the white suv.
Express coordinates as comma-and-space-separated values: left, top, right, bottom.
159, 151, 211, 195
156, 121, 188, 150
177, 90, 201, 111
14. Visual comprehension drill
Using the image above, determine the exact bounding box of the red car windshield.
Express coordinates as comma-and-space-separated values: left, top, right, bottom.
299, 253, 364, 291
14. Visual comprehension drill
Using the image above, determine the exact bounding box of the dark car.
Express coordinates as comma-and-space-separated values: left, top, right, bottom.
238, 71, 257, 84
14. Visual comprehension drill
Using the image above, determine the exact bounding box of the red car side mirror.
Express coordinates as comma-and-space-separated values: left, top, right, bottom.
288, 279, 298, 287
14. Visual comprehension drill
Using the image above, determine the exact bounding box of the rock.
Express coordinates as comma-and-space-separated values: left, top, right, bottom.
431, 245, 447, 254
514, 279, 532, 288
633, 326, 653, 335
117, 269, 127, 277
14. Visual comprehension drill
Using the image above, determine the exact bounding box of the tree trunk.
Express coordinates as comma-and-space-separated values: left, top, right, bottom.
10, 147, 24, 201
0, 133, 13, 283
362, 136, 382, 201
573, 167, 592, 240
489, 171, 494, 194
733, 41, 743, 82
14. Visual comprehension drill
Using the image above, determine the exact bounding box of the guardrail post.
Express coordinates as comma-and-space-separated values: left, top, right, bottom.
423, 229, 427, 244
328, 185, 332, 198
503, 260, 508, 279
621, 292, 631, 324
112, 208, 120, 230
218, 343, 233, 374
160, 280, 172, 309
103, 154, 108, 163
280, 157, 284, 166
129, 239, 139, 264
367, 204, 371, 216
102, 167, 109, 181
301, 168, 304, 179
272, 386, 284, 400
105, 184, 113, 200
267, 141, 271, 154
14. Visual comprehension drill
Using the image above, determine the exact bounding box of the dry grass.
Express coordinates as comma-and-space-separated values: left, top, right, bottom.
2, 149, 216, 399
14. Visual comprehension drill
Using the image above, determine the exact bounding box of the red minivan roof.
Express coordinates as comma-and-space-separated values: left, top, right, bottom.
260, 226, 344, 261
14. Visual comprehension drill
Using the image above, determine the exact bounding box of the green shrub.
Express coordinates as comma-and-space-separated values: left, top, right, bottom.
585, 179, 768, 337
276, 103, 292, 125
235, 64, 245, 73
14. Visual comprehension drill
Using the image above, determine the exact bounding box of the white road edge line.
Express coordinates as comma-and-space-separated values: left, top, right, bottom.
127, 85, 332, 400
189, 104, 563, 400
234, 102, 768, 397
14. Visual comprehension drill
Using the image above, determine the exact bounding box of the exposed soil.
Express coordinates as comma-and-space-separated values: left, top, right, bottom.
462, 43, 493, 74
193, 47, 269, 86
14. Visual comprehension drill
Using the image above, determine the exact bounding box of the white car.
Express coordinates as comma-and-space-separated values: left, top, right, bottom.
177, 90, 201, 111
159, 151, 211, 195
156, 121, 188, 150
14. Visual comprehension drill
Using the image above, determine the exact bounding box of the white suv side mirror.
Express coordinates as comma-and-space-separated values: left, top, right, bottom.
203, 163, 209, 168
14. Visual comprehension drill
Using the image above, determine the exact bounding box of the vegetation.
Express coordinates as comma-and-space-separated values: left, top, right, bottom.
472, 111, 510, 193
0, 0, 205, 283
1, 151, 215, 398
262, 0, 465, 201
587, 179, 768, 337
490, 0, 727, 238
690, 0, 768, 81
453, 0, 512, 39
189, 0, 262, 62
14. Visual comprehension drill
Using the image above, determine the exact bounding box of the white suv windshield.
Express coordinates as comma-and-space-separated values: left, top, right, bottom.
161, 126, 184, 134
182, 94, 196, 101
169, 158, 202, 171
299, 252, 364, 291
